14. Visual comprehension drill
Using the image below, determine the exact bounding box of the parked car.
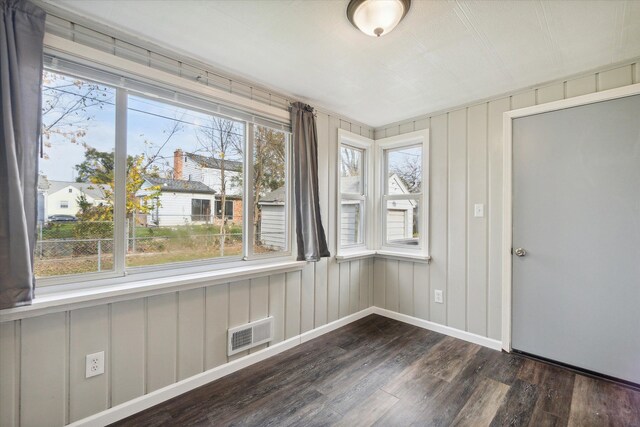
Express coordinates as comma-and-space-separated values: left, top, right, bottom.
47, 214, 78, 222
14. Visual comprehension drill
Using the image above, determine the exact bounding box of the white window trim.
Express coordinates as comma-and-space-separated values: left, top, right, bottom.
36, 36, 293, 291
336, 129, 375, 257
375, 129, 430, 258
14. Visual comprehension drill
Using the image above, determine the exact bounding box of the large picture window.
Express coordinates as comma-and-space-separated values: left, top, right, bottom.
35, 68, 290, 284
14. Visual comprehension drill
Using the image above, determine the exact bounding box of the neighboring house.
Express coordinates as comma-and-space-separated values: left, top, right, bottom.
139, 176, 217, 227
257, 186, 286, 250
138, 149, 244, 227
40, 178, 109, 220
385, 174, 416, 244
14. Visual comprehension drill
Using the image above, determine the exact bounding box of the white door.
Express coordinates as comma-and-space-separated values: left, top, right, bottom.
511, 93, 640, 384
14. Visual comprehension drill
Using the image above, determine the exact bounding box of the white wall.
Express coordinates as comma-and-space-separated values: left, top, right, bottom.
372, 59, 640, 340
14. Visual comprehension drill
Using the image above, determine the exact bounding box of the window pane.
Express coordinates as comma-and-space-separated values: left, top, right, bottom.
386, 145, 422, 194
253, 126, 288, 254
36, 71, 116, 278
126, 95, 244, 267
340, 146, 363, 194
341, 200, 364, 246
386, 199, 419, 246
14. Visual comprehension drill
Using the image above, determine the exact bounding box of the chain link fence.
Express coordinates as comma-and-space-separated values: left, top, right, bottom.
34, 219, 245, 277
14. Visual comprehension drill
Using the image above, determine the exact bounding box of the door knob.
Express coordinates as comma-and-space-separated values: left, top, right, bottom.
514, 248, 527, 257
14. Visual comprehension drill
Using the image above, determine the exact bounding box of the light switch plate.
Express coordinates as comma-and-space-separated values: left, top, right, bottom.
474, 204, 484, 218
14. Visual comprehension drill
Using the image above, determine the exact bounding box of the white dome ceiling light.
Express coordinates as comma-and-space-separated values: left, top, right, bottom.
347, 0, 411, 38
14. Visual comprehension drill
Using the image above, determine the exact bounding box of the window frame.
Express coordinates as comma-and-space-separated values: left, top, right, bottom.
337, 129, 374, 257
37, 62, 292, 289
375, 129, 430, 258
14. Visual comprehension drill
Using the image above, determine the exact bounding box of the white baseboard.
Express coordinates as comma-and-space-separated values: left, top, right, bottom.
371, 307, 503, 351
70, 307, 376, 427
71, 306, 499, 427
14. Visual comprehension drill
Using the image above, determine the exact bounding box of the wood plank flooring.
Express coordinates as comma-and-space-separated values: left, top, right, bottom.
112, 315, 640, 427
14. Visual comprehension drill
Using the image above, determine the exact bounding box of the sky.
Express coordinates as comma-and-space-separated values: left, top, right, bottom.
40, 71, 245, 183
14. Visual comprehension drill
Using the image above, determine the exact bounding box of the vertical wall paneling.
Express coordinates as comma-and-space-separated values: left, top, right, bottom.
511, 90, 536, 110
349, 260, 360, 314
598, 65, 633, 91
204, 283, 229, 369
466, 103, 488, 336
268, 274, 286, 344
0, 321, 18, 427
327, 116, 341, 323
177, 288, 205, 380
314, 258, 328, 328
146, 293, 178, 392
69, 306, 109, 422
249, 277, 270, 351
397, 261, 414, 316
228, 280, 251, 361
285, 271, 301, 339
384, 259, 399, 312
338, 261, 351, 318
20, 313, 67, 427
110, 299, 145, 406
413, 262, 430, 320
359, 258, 370, 311
429, 114, 448, 325
447, 108, 468, 330
373, 257, 386, 307
300, 263, 315, 333
536, 83, 564, 104
566, 75, 597, 98
487, 97, 511, 340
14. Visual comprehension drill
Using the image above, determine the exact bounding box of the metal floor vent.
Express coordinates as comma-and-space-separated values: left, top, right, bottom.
228, 317, 274, 356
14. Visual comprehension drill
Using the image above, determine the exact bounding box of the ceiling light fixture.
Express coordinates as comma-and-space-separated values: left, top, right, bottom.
347, 0, 411, 38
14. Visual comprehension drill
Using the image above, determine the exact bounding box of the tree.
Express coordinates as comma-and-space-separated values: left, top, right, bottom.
253, 127, 286, 240
74, 150, 161, 222
340, 146, 361, 177
390, 155, 421, 193
41, 71, 113, 156
195, 116, 243, 241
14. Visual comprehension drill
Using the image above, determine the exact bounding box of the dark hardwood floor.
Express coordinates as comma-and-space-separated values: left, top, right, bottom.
112, 315, 640, 427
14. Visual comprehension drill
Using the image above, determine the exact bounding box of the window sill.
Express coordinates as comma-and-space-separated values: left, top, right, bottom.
335, 250, 431, 264
0, 261, 307, 322
374, 251, 431, 263
335, 250, 377, 262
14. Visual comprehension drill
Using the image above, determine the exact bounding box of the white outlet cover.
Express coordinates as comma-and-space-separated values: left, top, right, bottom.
434, 290, 444, 304
86, 351, 105, 378
474, 204, 484, 218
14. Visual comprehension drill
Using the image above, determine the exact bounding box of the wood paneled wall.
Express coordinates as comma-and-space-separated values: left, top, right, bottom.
373, 60, 640, 341
0, 111, 374, 427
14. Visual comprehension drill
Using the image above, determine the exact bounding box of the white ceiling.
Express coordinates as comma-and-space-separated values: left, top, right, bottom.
48, 0, 640, 127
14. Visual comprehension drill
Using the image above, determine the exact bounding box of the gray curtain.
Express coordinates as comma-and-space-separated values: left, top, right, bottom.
291, 102, 330, 261
0, 0, 46, 309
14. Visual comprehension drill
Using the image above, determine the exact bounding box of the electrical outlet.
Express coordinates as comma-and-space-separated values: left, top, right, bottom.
86, 351, 105, 378
474, 204, 484, 218
434, 290, 444, 304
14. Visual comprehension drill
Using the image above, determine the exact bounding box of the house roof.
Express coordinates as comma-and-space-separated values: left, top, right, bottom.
186, 152, 242, 173
259, 186, 286, 204
145, 176, 216, 194
47, 180, 109, 200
